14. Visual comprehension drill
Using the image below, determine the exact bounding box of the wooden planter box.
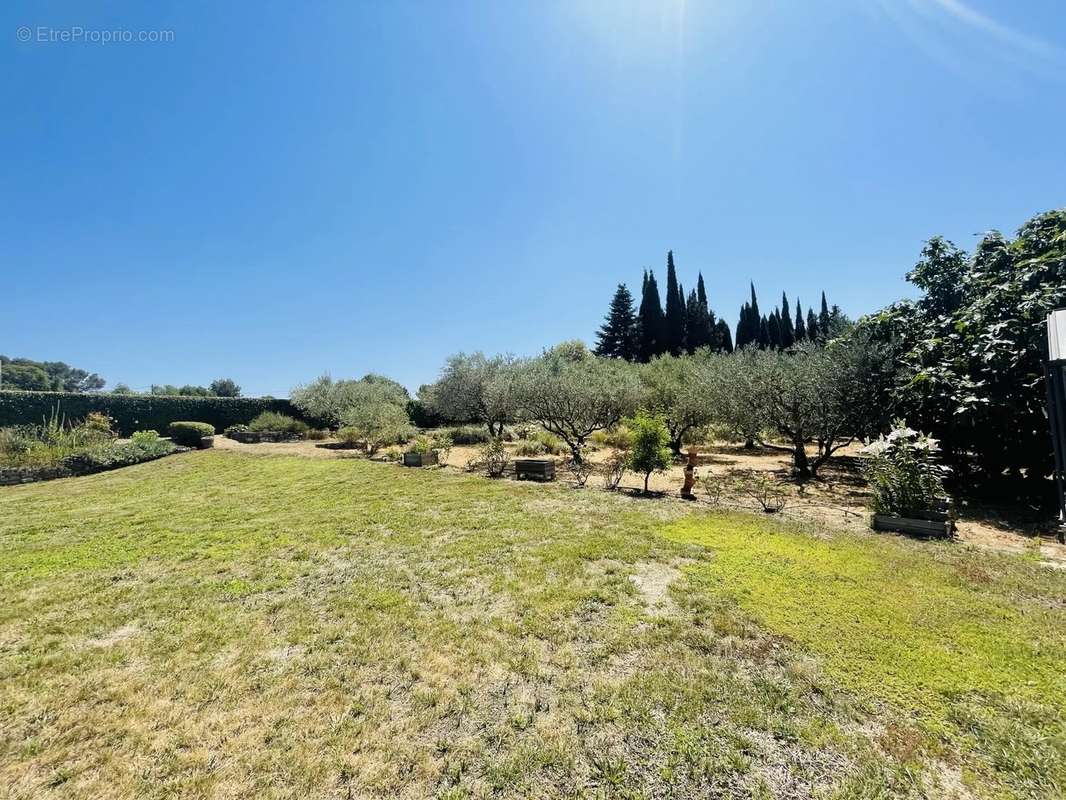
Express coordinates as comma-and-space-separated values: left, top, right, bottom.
872, 511, 954, 538
515, 459, 555, 481
402, 451, 438, 467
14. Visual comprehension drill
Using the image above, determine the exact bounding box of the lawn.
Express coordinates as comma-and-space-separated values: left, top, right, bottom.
1, 451, 1064, 799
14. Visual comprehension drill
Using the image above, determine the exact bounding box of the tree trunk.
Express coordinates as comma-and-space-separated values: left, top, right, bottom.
670, 436, 684, 456
792, 439, 811, 480
644, 472, 650, 494
744, 438, 755, 450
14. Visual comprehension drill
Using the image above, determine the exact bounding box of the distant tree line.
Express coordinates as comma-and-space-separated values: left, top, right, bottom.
594, 251, 847, 361
734, 285, 849, 350
0, 356, 105, 393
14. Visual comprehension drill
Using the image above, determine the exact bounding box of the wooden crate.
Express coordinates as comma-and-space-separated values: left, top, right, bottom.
515, 459, 555, 481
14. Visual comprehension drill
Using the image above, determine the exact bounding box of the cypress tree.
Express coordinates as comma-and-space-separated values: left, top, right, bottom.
749, 283, 761, 342
819, 291, 830, 339
780, 293, 795, 347
594, 283, 639, 361
683, 289, 704, 352
664, 251, 685, 355
736, 302, 751, 349
807, 308, 819, 341
767, 311, 781, 350
758, 316, 770, 349
638, 269, 666, 361
716, 319, 733, 352
794, 299, 806, 341
696, 273, 708, 307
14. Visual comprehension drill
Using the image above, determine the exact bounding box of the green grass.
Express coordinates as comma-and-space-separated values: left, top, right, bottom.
1, 450, 1063, 799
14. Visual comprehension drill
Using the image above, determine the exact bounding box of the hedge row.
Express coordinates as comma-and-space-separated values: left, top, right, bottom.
0, 391, 302, 436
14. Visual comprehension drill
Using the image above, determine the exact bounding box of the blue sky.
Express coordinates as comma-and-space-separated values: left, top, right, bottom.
3, 1, 1064, 396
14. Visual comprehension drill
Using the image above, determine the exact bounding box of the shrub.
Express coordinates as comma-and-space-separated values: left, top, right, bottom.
731, 470, 787, 513
248, 411, 309, 435
82, 412, 116, 437
167, 421, 215, 446
0, 391, 300, 436
565, 457, 594, 487
514, 439, 547, 457
700, 474, 726, 507
859, 423, 949, 517
290, 374, 410, 429
306, 428, 329, 441
340, 400, 413, 455
480, 437, 509, 478
431, 431, 453, 465
443, 425, 491, 445
336, 427, 364, 449
406, 434, 434, 455
625, 412, 672, 494
590, 426, 633, 451
224, 424, 250, 436
130, 430, 161, 445
601, 451, 627, 490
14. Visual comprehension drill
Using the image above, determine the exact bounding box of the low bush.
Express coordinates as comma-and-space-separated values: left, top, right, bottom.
336, 427, 364, 449
443, 425, 491, 445
860, 423, 949, 517
514, 439, 546, 456
306, 428, 330, 441
601, 451, 627, 490
167, 421, 215, 446
590, 425, 633, 451
224, 424, 250, 436
248, 411, 309, 435
130, 430, 161, 446
480, 437, 509, 477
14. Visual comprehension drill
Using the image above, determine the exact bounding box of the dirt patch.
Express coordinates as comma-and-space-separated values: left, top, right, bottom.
87, 623, 139, 648
629, 561, 685, 614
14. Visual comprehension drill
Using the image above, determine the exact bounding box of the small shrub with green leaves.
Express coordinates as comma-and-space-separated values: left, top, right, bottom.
130, 430, 161, 446
430, 431, 453, 464
859, 423, 949, 517
625, 412, 672, 494
81, 412, 116, 437
224, 424, 250, 436
700, 473, 726, 507
167, 421, 215, 446
306, 428, 329, 441
565, 456, 594, 487
248, 411, 309, 436
731, 470, 787, 513
514, 439, 546, 456
406, 434, 434, 455
480, 437, 509, 478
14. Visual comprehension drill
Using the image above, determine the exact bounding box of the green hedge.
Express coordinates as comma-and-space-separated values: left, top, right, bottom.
0, 391, 301, 436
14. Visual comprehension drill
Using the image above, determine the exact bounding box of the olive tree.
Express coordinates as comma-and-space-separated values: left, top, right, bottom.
291, 373, 410, 429
698, 348, 769, 448
754, 336, 895, 479
515, 346, 642, 464
641, 353, 714, 455
424, 352, 522, 437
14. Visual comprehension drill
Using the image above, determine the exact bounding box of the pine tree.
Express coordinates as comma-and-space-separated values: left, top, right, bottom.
780, 293, 795, 347
819, 291, 830, 339
638, 269, 666, 361
807, 308, 819, 341
794, 299, 806, 341
716, 319, 733, 352
594, 283, 639, 361
664, 251, 685, 355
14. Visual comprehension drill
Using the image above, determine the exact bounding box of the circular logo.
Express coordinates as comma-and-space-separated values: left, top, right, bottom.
16, 26, 32, 42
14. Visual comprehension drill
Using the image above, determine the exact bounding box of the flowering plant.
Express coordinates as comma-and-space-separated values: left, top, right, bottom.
859, 422, 950, 517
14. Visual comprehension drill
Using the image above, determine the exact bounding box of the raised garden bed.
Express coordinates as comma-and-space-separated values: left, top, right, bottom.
515, 459, 555, 481
227, 430, 304, 444
402, 451, 438, 467
872, 505, 955, 538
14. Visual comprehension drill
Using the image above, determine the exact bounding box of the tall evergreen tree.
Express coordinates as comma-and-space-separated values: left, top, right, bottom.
758, 316, 770, 349
818, 291, 830, 339
683, 289, 703, 352
715, 319, 733, 352
794, 299, 806, 341
807, 308, 819, 341
696, 273, 708, 307
749, 283, 761, 343
736, 302, 751, 348
767, 311, 781, 350
780, 292, 795, 347
664, 251, 685, 355
594, 283, 639, 361
638, 269, 666, 361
